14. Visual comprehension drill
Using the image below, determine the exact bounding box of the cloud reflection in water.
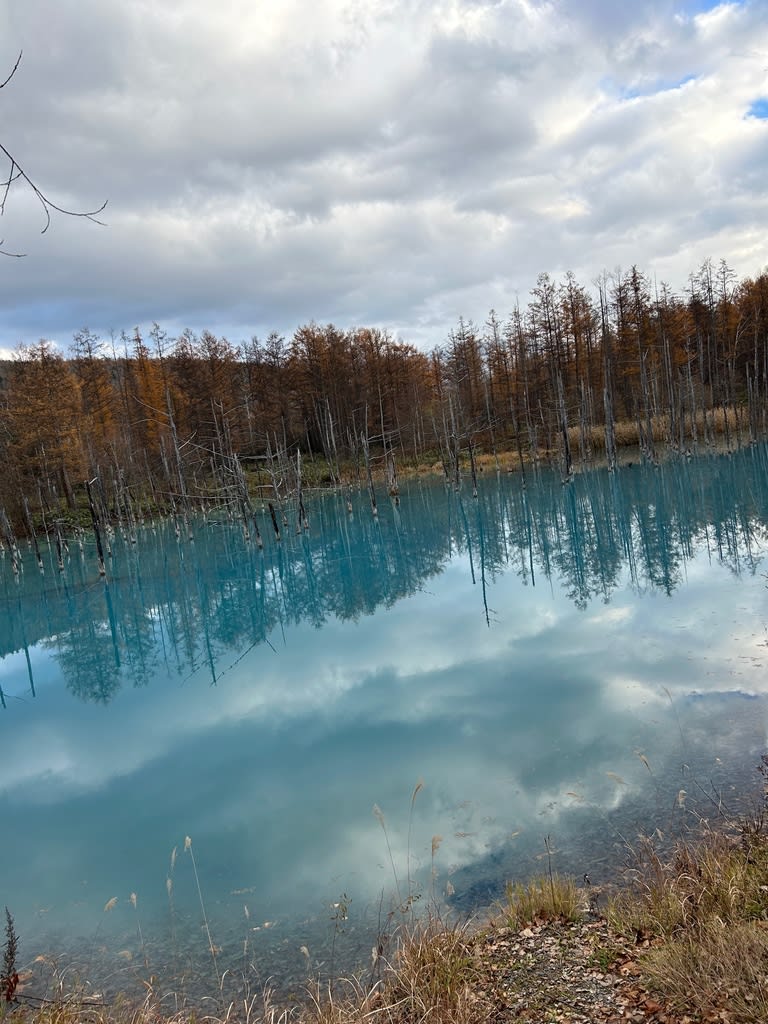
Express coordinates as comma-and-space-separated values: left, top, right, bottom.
1, 448, 767, 991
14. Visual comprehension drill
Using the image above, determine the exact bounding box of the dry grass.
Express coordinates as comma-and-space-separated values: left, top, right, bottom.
608, 827, 768, 939
642, 921, 768, 1023
384, 918, 488, 1023
301, 917, 490, 1024
318, 401, 752, 488
3, 988, 294, 1024
567, 405, 745, 455
474, 451, 524, 473
505, 874, 582, 928
412, 403, 750, 480
2, 995, 158, 1024
607, 819, 768, 1023
4, 917, 489, 1024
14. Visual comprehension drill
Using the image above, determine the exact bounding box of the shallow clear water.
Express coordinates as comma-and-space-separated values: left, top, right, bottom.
2, 448, 768, 1003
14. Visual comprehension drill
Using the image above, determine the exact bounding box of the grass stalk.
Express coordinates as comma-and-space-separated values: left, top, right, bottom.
430, 834, 442, 909
129, 893, 148, 973
166, 847, 180, 1010
184, 835, 221, 990
405, 779, 423, 918
242, 903, 250, 990
372, 805, 402, 910
544, 833, 555, 910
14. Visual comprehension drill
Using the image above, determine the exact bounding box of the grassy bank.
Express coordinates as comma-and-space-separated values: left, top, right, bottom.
5, 776, 768, 1024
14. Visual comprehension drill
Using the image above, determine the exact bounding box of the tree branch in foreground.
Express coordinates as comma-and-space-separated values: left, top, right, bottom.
0, 50, 108, 256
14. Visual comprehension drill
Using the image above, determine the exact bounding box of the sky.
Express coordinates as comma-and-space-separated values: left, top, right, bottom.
0, 0, 766, 355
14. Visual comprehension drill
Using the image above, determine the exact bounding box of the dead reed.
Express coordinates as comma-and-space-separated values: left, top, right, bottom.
5, 914, 489, 1024
184, 835, 221, 990
300, 915, 490, 1024
607, 815, 768, 1023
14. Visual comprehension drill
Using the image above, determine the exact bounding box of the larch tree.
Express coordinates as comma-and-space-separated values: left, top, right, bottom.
2, 340, 84, 509
71, 327, 118, 462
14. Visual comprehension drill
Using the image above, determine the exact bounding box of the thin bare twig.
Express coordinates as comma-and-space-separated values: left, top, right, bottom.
0, 50, 108, 253
0, 51, 23, 92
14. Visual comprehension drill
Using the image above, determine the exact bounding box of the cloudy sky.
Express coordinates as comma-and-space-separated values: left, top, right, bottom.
0, 0, 766, 354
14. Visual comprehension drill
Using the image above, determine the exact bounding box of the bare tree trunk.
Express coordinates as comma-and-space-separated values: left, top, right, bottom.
85, 478, 107, 576
296, 449, 308, 532
22, 496, 44, 572
0, 507, 21, 576
687, 360, 698, 450
468, 435, 479, 498
483, 377, 500, 473
386, 451, 399, 499
361, 430, 378, 517
268, 502, 281, 541
556, 370, 572, 478
603, 387, 616, 472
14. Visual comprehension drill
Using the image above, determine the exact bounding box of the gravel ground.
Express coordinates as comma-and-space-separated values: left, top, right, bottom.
472, 913, 686, 1024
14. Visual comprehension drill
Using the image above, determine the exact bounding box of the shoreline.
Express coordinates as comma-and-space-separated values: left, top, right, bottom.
7, 418, 756, 540
7, 789, 768, 1024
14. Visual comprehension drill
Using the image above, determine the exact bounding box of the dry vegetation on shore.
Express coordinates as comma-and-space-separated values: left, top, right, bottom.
5, 774, 768, 1024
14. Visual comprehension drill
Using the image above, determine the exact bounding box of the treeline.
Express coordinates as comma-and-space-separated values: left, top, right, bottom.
0, 257, 766, 524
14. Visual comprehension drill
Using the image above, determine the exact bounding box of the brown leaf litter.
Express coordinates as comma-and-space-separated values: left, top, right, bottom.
471, 911, 696, 1024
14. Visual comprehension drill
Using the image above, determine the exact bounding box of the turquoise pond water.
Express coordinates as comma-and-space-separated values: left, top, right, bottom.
2, 448, 768, 1001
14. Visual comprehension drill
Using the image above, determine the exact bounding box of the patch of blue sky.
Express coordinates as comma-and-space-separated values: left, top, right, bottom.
678, 0, 743, 13
601, 73, 698, 101
747, 98, 768, 120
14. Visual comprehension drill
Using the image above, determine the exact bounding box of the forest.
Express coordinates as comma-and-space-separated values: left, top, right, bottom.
0, 257, 767, 533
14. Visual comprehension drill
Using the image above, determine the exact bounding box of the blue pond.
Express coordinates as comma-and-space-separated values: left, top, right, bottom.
1, 448, 768, 1001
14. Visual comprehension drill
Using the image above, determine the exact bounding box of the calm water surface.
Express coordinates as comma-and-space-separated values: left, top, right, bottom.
2, 449, 768, 1001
